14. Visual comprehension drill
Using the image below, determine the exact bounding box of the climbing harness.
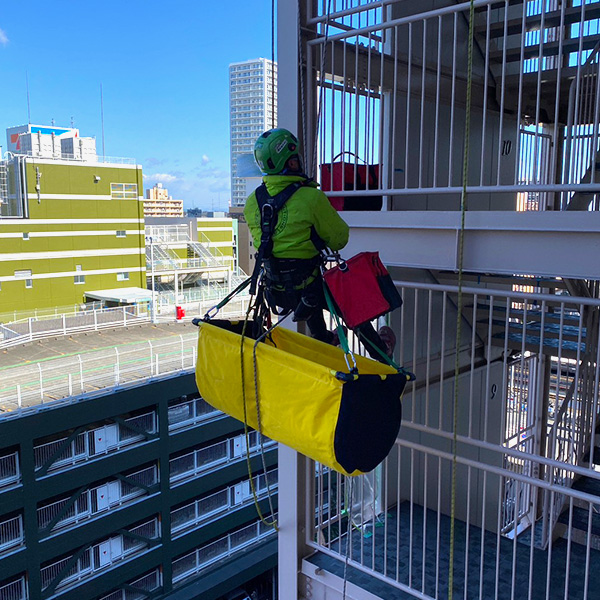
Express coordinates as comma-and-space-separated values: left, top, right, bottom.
249, 179, 310, 295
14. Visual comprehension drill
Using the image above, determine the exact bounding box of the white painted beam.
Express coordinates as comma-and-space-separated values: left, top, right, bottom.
342, 211, 600, 280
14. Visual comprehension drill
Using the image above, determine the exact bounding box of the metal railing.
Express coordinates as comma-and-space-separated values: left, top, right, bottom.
97, 570, 161, 600
0, 305, 149, 349
9, 150, 136, 165
308, 278, 600, 599
304, 0, 600, 208
168, 397, 220, 431
171, 515, 277, 585
0, 334, 197, 418
0, 515, 24, 554
37, 465, 158, 534
0, 452, 19, 488
33, 412, 157, 473
40, 518, 159, 592
0, 303, 102, 324
169, 433, 276, 485
563, 39, 600, 209
171, 468, 278, 536
0, 576, 27, 600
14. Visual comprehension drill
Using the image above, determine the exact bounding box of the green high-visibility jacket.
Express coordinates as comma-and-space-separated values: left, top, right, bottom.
244, 175, 349, 259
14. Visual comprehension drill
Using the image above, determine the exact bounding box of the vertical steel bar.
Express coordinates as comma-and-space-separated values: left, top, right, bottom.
496, 0, 509, 186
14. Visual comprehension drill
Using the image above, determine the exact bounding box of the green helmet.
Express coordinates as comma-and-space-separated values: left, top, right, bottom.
254, 128, 300, 175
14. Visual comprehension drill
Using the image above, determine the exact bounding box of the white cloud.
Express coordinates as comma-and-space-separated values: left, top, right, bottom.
0, 28, 8, 46
143, 172, 178, 183
201, 154, 210, 165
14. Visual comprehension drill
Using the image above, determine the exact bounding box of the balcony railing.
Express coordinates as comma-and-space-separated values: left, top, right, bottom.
168, 397, 220, 431
33, 412, 157, 474
304, 0, 600, 210
97, 569, 161, 600
171, 468, 278, 536
37, 465, 158, 534
169, 432, 276, 485
0, 452, 19, 489
171, 515, 277, 586
0, 576, 27, 600
40, 518, 159, 593
308, 278, 600, 600
0, 515, 24, 554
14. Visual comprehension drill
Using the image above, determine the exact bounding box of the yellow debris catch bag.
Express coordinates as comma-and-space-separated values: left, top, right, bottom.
195, 320, 408, 476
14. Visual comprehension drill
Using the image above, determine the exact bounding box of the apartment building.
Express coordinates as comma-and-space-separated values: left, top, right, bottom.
229, 58, 277, 208
0, 125, 146, 314
275, 1, 600, 599
0, 368, 278, 600
144, 184, 184, 218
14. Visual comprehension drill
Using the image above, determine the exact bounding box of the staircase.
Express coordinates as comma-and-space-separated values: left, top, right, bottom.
477, 1, 600, 124
556, 426, 600, 550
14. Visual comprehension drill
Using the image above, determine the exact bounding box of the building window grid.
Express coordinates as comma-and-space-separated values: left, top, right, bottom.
110, 183, 138, 200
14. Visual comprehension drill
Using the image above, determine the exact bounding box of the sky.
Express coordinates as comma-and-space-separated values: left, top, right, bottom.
0, 1, 275, 211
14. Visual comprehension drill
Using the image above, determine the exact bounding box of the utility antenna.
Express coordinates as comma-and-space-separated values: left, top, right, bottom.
26, 71, 31, 124
51, 118, 55, 126
70, 116, 74, 128
100, 84, 106, 159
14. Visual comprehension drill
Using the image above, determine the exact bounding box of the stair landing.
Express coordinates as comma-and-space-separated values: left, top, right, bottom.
307, 501, 600, 600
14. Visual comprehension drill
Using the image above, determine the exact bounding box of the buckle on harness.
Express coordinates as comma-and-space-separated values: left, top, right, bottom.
261, 202, 274, 222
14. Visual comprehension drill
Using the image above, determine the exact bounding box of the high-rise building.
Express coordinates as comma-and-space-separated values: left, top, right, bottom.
228, 58, 277, 208
144, 183, 184, 218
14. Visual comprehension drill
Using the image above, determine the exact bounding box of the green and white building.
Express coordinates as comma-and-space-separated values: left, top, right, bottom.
0, 125, 146, 315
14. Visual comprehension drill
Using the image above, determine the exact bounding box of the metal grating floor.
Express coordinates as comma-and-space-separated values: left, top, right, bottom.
308, 501, 600, 599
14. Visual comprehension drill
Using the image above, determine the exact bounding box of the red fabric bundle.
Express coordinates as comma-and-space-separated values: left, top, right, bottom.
320, 154, 382, 211
323, 252, 400, 329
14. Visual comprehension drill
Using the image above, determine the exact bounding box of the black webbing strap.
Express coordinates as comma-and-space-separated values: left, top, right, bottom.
249, 180, 308, 294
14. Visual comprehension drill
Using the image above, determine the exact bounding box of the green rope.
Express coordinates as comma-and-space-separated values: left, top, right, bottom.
449, 0, 476, 597
239, 293, 278, 531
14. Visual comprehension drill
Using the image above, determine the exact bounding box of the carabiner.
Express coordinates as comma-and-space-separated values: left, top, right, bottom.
203, 305, 220, 321
344, 350, 358, 375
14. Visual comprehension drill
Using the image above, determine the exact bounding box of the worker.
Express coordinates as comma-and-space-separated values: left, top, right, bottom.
244, 128, 394, 360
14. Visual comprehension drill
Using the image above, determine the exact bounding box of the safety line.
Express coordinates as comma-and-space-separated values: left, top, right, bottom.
342, 476, 355, 600
449, 0, 476, 597
240, 295, 279, 530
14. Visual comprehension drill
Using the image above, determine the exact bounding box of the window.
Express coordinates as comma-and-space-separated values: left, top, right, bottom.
117, 272, 129, 281
110, 183, 138, 200
74, 265, 85, 285
23, 232, 30, 240
15, 269, 32, 288
116, 230, 127, 238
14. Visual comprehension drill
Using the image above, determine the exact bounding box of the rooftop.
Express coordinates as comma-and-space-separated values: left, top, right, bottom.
0, 321, 198, 417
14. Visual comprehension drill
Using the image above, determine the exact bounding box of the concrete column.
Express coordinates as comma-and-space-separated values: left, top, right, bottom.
277, 3, 311, 597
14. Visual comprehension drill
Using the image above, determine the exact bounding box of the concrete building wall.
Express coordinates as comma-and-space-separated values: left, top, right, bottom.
0, 157, 146, 314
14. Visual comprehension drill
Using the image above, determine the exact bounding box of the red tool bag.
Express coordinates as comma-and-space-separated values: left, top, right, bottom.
320, 152, 383, 211
323, 252, 402, 329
